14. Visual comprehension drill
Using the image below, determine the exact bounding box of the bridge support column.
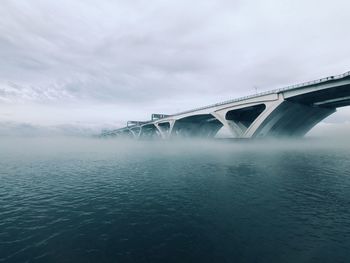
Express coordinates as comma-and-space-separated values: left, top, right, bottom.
213, 101, 275, 138
129, 127, 141, 139
212, 112, 245, 137
154, 120, 175, 139
242, 100, 284, 138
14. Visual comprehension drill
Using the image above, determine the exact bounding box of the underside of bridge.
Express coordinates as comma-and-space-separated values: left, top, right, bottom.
286, 83, 350, 108
259, 83, 350, 137
171, 114, 223, 138
252, 101, 336, 138
139, 124, 161, 139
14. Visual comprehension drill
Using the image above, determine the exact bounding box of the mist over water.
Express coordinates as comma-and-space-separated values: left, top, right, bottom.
1, 137, 350, 263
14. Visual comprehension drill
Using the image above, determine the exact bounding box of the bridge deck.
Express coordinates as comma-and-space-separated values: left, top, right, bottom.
101, 71, 350, 136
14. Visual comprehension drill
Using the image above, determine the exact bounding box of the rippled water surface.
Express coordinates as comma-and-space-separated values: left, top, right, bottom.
1, 138, 350, 263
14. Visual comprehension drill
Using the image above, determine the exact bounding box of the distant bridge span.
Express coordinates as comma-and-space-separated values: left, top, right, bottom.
101, 71, 350, 139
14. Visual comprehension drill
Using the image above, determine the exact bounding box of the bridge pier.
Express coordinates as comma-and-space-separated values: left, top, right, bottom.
213, 102, 270, 137
154, 121, 174, 139
129, 126, 141, 139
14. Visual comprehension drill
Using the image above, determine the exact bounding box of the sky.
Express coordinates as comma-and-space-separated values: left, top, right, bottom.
0, 0, 350, 135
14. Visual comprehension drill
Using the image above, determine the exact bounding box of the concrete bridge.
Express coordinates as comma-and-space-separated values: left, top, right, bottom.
101, 71, 350, 139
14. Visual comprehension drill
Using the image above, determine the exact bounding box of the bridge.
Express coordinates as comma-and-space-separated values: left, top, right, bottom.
101, 71, 350, 139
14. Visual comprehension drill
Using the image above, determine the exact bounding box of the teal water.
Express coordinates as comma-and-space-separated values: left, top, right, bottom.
0, 138, 350, 263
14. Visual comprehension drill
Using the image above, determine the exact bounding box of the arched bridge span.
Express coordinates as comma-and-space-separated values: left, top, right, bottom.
101, 71, 350, 139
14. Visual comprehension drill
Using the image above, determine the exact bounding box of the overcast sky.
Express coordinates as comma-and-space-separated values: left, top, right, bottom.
0, 0, 350, 133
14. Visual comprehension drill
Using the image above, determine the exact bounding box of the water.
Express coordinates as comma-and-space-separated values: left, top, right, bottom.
1, 138, 350, 263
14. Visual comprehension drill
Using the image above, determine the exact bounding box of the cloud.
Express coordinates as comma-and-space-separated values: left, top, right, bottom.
0, 0, 350, 128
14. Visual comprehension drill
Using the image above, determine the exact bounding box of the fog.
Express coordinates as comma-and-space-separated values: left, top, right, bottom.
1, 137, 350, 160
